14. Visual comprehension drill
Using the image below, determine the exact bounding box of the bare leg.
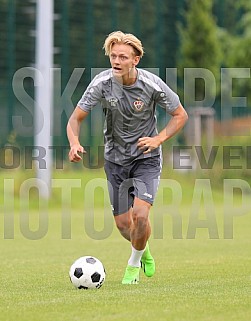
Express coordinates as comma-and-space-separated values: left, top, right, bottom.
114, 208, 133, 241
130, 197, 151, 250
114, 197, 151, 248
118, 198, 154, 283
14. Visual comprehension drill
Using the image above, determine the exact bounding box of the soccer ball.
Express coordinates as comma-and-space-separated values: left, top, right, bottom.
69, 256, 106, 289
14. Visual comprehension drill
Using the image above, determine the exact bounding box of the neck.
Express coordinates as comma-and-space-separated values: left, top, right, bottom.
117, 68, 138, 86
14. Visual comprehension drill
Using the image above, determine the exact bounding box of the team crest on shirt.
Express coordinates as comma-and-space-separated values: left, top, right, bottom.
133, 98, 144, 112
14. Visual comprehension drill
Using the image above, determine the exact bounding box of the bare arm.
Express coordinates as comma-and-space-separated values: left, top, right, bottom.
137, 104, 188, 153
67, 106, 89, 162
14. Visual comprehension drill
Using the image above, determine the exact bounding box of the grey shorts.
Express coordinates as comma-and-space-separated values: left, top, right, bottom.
104, 156, 162, 215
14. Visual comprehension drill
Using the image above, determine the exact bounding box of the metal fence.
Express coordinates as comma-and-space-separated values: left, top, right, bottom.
0, 0, 249, 154
0, 0, 186, 150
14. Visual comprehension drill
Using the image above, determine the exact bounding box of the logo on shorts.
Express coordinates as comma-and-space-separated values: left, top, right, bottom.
143, 192, 152, 199
133, 98, 144, 112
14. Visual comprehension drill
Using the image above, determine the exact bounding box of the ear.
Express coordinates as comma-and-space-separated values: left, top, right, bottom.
133, 56, 140, 66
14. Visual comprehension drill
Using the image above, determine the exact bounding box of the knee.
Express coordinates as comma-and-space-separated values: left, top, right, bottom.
132, 209, 149, 228
116, 220, 127, 232
115, 216, 131, 232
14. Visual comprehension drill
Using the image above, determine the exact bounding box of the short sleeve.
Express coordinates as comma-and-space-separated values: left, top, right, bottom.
154, 77, 180, 113
77, 76, 103, 112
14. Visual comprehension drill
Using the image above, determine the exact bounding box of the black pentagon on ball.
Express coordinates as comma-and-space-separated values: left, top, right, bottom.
86, 257, 96, 264
91, 272, 101, 283
96, 278, 105, 288
78, 285, 88, 290
74, 267, 83, 278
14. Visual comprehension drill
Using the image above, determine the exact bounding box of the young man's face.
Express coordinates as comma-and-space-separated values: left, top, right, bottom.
109, 43, 140, 78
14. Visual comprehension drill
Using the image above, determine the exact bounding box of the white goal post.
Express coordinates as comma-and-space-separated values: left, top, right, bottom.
34, 0, 54, 198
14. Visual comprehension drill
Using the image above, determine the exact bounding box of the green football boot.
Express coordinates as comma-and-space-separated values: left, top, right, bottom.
122, 265, 140, 284
141, 242, 155, 277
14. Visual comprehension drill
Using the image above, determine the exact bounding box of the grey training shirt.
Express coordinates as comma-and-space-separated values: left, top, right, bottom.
78, 68, 180, 165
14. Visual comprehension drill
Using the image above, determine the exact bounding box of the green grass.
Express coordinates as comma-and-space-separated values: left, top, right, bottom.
0, 169, 251, 321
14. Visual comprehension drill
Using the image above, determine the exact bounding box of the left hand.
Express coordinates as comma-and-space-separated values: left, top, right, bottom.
137, 136, 162, 154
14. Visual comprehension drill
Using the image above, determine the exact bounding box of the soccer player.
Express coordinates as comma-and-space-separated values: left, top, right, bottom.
67, 31, 188, 284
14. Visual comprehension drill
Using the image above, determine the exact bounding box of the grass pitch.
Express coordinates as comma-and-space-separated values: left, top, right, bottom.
0, 169, 250, 321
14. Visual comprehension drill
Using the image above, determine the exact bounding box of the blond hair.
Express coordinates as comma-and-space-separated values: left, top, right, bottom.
103, 31, 144, 57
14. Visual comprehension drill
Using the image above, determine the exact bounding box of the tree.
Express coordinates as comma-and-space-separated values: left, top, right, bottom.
178, 0, 222, 106
219, 0, 251, 108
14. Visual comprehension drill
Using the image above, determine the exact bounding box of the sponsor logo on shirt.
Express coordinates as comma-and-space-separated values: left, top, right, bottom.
109, 98, 118, 107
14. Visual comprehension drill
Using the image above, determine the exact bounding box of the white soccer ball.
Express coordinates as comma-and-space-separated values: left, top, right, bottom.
69, 256, 106, 289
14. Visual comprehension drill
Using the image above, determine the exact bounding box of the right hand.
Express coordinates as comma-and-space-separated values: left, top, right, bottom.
68, 144, 86, 162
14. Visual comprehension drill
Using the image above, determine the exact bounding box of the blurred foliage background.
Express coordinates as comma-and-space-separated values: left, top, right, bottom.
0, 0, 251, 164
